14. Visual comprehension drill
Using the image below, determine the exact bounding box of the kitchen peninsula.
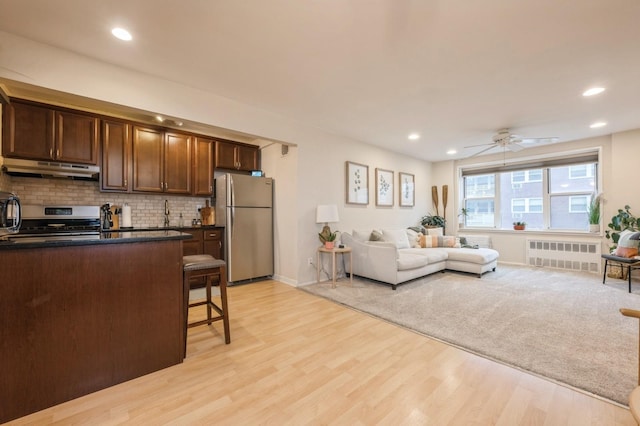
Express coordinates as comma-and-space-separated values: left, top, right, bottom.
0, 231, 191, 423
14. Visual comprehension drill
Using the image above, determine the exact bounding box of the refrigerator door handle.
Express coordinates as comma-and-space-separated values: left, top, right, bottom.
229, 207, 234, 240
229, 177, 234, 206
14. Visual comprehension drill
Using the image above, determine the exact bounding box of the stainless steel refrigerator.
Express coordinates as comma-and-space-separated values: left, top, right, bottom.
215, 173, 274, 283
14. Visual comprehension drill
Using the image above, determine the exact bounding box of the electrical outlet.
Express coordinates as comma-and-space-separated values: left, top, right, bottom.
196, 204, 202, 212
307, 257, 313, 265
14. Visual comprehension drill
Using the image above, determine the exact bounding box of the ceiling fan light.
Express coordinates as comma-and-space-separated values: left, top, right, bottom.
582, 87, 605, 97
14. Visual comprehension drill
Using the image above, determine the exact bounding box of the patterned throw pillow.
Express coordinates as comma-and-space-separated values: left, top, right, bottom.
419, 235, 461, 248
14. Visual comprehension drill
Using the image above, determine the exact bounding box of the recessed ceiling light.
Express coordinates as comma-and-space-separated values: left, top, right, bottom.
111, 27, 132, 41
590, 121, 607, 128
582, 87, 605, 97
446, 149, 457, 155
408, 133, 420, 140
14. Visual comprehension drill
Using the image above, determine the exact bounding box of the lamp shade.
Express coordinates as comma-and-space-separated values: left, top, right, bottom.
316, 204, 339, 224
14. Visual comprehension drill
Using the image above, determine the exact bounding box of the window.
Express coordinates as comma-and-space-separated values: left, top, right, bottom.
461, 154, 598, 231
569, 196, 589, 213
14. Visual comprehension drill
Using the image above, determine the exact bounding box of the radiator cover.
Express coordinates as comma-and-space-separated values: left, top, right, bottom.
526, 238, 601, 274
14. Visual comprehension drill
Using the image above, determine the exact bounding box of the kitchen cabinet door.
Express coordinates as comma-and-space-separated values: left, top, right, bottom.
215, 141, 237, 170
181, 229, 203, 256
214, 140, 259, 172
193, 137, 213, 196
132, 126, 164, 193
2, 101, 55, 160
164, 132, 191, 195
101, 120, 131, 192
203, 228, 224, 259
2, 101, 98, 164
236, 144, 259, 171
55, 110, 99, 164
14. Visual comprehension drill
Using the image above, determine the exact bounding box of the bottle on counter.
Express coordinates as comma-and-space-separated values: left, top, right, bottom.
178, 213, 184, 228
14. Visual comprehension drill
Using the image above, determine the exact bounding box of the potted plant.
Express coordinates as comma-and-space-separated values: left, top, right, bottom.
421, 214, 446, 229
587, 193, 602, 233
319, 230, 338, 249
605, 205, 640, 248
458, 207, 468, 228
513, 221, 526, 230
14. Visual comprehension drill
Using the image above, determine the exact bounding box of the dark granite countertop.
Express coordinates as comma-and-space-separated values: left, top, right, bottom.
0, 230, 192, 250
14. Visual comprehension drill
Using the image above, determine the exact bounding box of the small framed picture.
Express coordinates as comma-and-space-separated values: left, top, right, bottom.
375, 168, 394, 207
399, 172, 415, 207
345, 161, 369, 205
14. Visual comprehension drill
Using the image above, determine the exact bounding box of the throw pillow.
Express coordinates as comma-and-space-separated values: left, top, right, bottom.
352, 229, 370, 242
381, 229, 411, 249
405, 228, 421, 248
419, 235, 461, 248
614, 246, 639, 258
370, 229, 383, 241
618, 230, 640, 248
426, 227, 443, 237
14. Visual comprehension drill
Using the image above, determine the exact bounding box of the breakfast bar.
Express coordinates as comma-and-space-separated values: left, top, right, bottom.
0, 231, 190, 423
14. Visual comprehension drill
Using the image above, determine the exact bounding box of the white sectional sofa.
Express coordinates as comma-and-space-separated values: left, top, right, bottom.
341, 228, 499, 290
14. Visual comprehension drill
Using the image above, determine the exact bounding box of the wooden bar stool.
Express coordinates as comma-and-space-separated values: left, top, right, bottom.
183, 255, 230, 357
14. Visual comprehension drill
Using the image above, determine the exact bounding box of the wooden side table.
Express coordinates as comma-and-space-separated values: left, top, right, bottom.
317, 246, 353, 288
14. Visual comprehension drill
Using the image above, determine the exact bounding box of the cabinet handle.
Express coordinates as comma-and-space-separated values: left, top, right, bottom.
49, 148, 53, 159
124, 179, 128, 187
209, 185, 212, 193
56, 148, 60, 158
218, 241, 222, 248
208, 233, 217, 238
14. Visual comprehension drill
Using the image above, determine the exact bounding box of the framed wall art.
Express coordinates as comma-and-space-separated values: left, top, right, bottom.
375, 168, 394, 207
399, 172, 415, 207
345, 161, 369, 205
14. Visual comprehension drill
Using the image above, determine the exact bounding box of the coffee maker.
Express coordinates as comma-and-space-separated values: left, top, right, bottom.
101, 203, 113, 230
0, 191, 22, 236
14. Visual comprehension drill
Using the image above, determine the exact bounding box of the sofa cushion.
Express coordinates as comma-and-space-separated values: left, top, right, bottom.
402, 247, 449, 263
397, 253, 430, 271
382, 229, 411, 249
445, 248, 499, 264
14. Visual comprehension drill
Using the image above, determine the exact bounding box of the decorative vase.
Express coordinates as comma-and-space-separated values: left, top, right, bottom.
589, 224, 600, 233
513, 225, 525, 231
325, 241, 335, 249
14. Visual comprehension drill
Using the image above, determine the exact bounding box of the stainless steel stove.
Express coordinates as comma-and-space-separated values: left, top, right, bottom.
4, 205, 101, 243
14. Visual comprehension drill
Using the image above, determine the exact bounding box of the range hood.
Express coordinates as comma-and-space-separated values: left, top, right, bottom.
1, 157, 99, 180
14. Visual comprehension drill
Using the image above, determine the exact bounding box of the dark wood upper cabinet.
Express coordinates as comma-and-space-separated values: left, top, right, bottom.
132, 126, 164, 193
164, 132, 192, 195
193, 137, 213, 196
2, 100, 98, 164
215, 140, 259, 172
55, 110, 99, 164
131, 126, 192, 195
101, 120, 131, 192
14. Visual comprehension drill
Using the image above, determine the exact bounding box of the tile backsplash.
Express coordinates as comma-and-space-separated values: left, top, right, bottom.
7, 174, 212, 228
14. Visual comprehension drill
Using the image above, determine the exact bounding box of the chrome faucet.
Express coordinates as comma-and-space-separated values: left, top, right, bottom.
164, 199, 170, 227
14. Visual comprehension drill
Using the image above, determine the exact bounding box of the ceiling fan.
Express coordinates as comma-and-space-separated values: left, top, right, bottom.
465, 128, 558, 157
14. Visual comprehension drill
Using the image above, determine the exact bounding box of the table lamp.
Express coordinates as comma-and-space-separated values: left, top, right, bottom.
316, 204, 339, 242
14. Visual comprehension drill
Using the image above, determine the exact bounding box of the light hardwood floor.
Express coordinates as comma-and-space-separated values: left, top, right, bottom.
10, 280, 636, 425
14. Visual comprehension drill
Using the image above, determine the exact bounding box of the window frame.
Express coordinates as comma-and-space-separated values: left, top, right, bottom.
459, 150, 599, 232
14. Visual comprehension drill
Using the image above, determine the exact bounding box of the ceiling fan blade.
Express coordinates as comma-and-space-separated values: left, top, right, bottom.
468, 145, 499, 158
507, 143, 525, 152
519, 137, 559, 145
464, 142, 494, 149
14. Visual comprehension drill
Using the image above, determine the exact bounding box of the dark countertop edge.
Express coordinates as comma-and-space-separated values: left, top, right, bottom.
0, 231, 192, 251
114, 225, 224, 231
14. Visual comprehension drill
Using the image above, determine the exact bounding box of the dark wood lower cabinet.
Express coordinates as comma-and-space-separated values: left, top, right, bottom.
0, 240, 184, 423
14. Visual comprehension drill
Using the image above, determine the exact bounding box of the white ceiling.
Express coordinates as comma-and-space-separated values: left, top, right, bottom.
1, 0, 639, 162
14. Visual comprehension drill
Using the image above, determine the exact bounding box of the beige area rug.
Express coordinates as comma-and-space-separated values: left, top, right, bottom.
301, 264, 640, 405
